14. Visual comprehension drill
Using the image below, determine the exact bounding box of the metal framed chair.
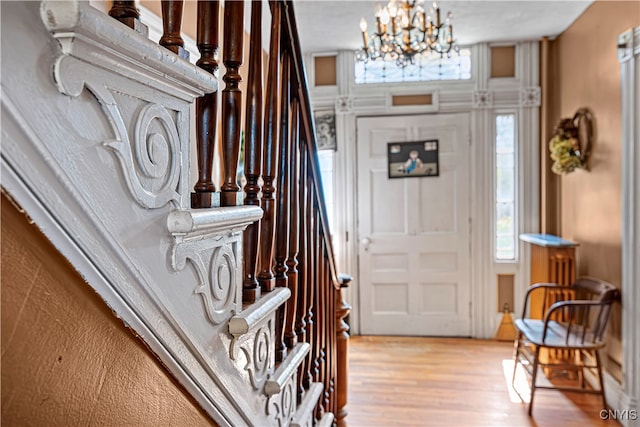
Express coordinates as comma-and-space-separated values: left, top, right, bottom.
512, 277, 620, 415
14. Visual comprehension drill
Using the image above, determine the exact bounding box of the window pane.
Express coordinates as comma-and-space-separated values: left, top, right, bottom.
355, 49, 472, 84
495, 114, 516, 261
496, 169, 514, 201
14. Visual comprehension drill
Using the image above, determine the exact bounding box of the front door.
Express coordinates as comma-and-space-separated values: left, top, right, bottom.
357, 113, 471, 336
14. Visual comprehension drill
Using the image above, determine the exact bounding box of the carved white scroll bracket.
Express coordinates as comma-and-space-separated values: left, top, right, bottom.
266, 373, 297, 427
169, 206, 262, 325
40, 0, 217, 209
265, 342, 309, 425
228, 288, 291, 390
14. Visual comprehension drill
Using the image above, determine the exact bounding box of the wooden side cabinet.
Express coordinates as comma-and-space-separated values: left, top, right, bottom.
520, 233, 579, 318
520, 234, 579, 373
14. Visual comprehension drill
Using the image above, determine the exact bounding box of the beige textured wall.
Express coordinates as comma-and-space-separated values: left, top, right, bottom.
1, 194, 216, 427
549, 0, 639, 373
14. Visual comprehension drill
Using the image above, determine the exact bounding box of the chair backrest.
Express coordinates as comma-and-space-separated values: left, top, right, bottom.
564, 277, 620, 344
572, 277, 620, 304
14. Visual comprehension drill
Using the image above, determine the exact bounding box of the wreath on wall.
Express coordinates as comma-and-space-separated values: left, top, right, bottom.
549, 108, 593, 175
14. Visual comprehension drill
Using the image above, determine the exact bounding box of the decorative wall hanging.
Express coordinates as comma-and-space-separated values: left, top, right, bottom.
314, 110, 337, 150
388, 140, 439, 178
549, 108, 593, 175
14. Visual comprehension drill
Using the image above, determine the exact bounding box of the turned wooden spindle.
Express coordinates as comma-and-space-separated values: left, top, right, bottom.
257, 1, 281, 292
321, 252, 330, 413
192, 0, 220, 208
316, 239, 327, 419
159, 1, 187, 59
108, 1, 140, 30
327, 268, 340, 414
304, 174, 317, 390
295, 135, 309, 402
336, 277, 352, 427
328, 269, 337, 414
220, 0, 245, 207
273, 50, 291, 363
242, 0, 263, 302
311, 209, 324, 386
284, 97, 300, 349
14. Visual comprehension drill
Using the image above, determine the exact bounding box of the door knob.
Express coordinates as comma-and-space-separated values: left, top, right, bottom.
361, 237, 371, 251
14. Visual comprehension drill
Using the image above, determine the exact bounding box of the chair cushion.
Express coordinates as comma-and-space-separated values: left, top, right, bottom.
514, 318, 606, 350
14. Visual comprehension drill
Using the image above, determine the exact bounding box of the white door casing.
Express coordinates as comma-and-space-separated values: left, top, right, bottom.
357, 113, 471, 336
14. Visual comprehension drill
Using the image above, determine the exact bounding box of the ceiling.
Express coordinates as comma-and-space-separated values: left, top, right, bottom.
292, 1, 593, 54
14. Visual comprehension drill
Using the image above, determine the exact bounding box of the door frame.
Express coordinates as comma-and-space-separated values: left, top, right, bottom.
308, 43, 540, 338
355, 113, 473, 336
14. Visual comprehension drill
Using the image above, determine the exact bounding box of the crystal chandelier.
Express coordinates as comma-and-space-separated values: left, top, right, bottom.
356, 0, 459, 68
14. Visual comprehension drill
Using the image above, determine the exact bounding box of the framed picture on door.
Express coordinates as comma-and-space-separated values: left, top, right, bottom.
387, 140, 439, 178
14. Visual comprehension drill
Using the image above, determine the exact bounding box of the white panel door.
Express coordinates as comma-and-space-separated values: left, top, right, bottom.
357, 114, 471, 336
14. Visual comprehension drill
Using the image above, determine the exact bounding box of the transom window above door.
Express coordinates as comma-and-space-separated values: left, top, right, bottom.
354, 49, 471, 84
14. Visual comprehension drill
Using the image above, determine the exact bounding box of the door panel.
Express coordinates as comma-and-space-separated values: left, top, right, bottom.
357, 113, 471, 336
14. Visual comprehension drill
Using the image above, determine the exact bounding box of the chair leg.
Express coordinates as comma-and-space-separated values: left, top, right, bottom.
594, 350, 608, 410
512, 333, 522, 387
528, 346, 541, 416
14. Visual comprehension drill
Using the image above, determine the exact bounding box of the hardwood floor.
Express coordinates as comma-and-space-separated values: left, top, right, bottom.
346, 336, 617, 427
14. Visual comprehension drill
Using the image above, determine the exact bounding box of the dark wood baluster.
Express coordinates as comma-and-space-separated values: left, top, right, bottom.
296, 135, 308, 401
192, 0, 220, 209
108, 1, 140, 30
220, 0, 244, 207
336, 279, 352, 427
314, 208, 324, 385
160, 1, 188, 59
284, 96, 300, 350
274, 49, 291, 363
315, 233, 327, 419
329, 267, 337, 414
242, 0, 263, 302
257, 1, 281, 292
322, 251, 331, 413
304, 173, 317, 390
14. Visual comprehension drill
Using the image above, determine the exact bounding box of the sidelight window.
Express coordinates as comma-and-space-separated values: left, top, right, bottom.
495, 114, 517, 261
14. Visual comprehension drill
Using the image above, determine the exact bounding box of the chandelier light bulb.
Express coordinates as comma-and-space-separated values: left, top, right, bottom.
388, 0, 398, 17
401, 13, 409, 27
380, 7, 390, 24
360, 17, 368, 32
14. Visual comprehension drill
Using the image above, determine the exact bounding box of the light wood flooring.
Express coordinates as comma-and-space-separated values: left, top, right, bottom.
346, 336, 617, 427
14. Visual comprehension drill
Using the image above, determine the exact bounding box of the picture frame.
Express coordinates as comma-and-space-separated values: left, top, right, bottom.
313, 110, 337, 151
387, 140, 439, 179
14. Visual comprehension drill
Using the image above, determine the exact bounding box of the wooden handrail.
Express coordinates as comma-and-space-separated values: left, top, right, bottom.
280, 0, 343, 290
